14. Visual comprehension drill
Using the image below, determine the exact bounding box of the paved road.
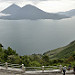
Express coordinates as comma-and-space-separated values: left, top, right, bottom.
0, 71, 22, 75
0, 72, 74, 75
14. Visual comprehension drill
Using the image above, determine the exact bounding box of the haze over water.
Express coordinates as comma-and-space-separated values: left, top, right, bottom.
0, 17, 75, 55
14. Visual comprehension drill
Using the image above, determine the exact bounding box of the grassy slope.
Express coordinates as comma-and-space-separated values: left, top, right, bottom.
44, 40, 75, 59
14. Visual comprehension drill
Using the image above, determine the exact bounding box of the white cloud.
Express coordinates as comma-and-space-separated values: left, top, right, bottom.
36, 0, 75, 13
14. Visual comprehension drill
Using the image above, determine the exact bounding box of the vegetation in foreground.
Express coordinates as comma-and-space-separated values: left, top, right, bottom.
0, 40, 75, 67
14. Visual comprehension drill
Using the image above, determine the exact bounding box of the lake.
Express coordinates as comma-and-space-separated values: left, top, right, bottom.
0, 17, 75, 55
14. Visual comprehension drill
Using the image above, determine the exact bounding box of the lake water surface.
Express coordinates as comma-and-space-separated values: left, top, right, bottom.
0, 17, 75, 55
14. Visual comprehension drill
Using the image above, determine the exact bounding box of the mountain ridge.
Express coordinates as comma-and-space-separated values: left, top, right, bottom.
1, 4, 21, 15
0, 4, 69, 20
58, 9, 75, 17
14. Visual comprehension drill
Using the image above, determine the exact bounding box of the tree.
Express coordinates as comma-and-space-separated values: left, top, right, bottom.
42, 55, 50, 66
30, 61, 41, 67
7, 55, 21, 64
21, 55, 31, 67
4, 47, 17, 55
72, 51, 75, 59
65, 56, 74, 63
0, 43, 3, 47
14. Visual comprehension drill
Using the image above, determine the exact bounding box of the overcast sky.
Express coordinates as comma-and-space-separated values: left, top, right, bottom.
0, 0, 75, 13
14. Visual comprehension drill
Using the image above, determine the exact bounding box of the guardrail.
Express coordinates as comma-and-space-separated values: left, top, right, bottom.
0, 62, 61, 74
0, 62, 25, 73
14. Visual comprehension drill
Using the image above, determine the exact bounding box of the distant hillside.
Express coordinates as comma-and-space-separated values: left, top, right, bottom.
59, 9, 75, 17
44, 40, 75, 59
1, 4, 21, 14
0, 4, 69, 20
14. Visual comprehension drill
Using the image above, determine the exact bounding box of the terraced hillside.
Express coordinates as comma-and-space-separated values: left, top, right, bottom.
44, 40, 75, 59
